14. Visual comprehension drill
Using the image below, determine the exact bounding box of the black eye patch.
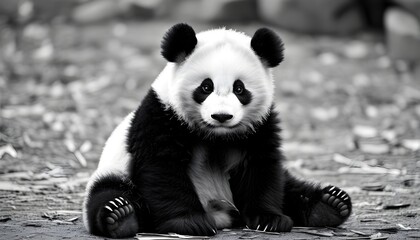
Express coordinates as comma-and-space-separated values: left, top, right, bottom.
233, 80, 252, 105
193, 78, 213, 104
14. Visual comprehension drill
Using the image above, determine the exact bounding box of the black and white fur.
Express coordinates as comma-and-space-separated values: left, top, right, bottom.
83, 23, 352, 238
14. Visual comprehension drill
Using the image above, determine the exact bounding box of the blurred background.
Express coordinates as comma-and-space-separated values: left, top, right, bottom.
0, 0, 420, 239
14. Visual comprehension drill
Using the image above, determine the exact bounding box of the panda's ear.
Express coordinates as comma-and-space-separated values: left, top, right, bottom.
161, 23, 198, 63
251, 28, 284, 68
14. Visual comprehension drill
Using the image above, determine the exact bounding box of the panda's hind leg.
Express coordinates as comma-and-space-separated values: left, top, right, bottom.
283, 171, 352, 227
101, 196, 139, 238
84, 174, 145, 238
304, 185, 352, 227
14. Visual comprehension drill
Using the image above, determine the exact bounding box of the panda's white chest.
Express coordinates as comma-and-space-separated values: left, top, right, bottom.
188, 144, 243, 229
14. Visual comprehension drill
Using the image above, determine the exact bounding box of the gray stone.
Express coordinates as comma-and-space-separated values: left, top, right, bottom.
72, 0, 165, 24
385, 7, 420, 61
200, 0, 257, 22
394, 0, 420, 18
257, 0, 365, 34
72, 0, 124, 24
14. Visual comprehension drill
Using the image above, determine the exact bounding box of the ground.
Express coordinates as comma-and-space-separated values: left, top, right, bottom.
0, 21, 419, 240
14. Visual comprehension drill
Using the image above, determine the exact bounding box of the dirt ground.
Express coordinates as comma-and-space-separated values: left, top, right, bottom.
1, 21, 420, 240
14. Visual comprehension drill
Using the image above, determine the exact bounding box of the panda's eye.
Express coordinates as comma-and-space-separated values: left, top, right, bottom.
201, 78, 213, 94
233, 80, 245, 95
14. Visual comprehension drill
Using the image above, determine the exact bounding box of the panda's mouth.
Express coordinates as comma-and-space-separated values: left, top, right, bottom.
203, 122, 240, 130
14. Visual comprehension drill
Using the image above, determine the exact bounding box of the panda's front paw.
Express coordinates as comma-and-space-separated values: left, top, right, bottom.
101, 197, 139, 238
246, 213, 293, 232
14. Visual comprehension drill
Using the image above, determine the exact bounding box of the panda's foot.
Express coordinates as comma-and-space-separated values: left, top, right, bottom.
102, 197, 139, 238
246, 213, 293, 232
306, 186, 352, 227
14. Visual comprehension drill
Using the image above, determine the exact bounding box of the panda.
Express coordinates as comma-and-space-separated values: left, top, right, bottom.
83, 23, 352, 238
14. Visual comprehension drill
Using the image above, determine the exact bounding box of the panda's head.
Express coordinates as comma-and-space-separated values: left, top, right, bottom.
153, 23, 284, 138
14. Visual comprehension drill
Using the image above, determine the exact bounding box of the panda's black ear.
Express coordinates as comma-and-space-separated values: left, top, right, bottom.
161, 23, 198, 63
251, 28, 284, 68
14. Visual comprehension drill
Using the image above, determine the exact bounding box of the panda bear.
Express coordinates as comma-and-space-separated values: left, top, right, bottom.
83, 23, 352, 238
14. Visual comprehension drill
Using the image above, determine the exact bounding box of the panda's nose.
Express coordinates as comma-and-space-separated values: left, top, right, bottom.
211, 113, 233, 123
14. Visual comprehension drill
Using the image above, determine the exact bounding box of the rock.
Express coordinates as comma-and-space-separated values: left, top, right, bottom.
385, 7, 420, 61
318, 52, 339, 65
353, 125, 378, 138
257, 0, 365, 34
32, 0, 75, 21
311, 107, 339, 121
72, 0, 123, 24
380, 129, 397, 144
201, 0, 257, 22
343, 41, 369, 59
401, 139, 420, 151
147, 0, 257, 22
358, 139, 390, 155
394, 0, 420, 18
72, 0, 164, 24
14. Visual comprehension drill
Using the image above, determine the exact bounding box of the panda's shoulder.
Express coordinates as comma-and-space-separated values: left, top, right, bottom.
127, 89, 188, 141
127, 90, 167, 136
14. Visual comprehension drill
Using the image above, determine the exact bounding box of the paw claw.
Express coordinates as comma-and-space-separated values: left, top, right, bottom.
263, 225, 268, 231
115, 198, 124, 206
104, 205, 113, 212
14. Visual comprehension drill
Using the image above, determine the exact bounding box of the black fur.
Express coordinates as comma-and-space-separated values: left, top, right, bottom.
84, 174, 147, 237
85, 89, 352, 238
161, 23, 197, 63
233, 80, 252, 105
193, 78, 213, 104
251, 28, 284, 68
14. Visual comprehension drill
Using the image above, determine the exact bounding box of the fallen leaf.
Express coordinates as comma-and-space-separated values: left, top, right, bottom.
23, 222, 42, 227
0, 217, 11, 222
362, 183, 386, 192
360, 219, 391, 224
66, 217, 79, 222
383, 203, 410, 210
74, 150, 87, 167
0, 144, 18, 159
293, 229, 334, 237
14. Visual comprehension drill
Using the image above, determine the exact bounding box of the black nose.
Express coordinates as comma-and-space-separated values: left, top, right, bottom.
211, 113, 233, 123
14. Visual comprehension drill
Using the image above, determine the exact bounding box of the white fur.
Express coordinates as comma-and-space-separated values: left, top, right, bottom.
188, 145, 243, 228
83, 112, 134, 231
152, 28, 274, 137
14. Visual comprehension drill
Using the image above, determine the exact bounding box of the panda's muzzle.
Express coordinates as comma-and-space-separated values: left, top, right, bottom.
211, 113, 233, 123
